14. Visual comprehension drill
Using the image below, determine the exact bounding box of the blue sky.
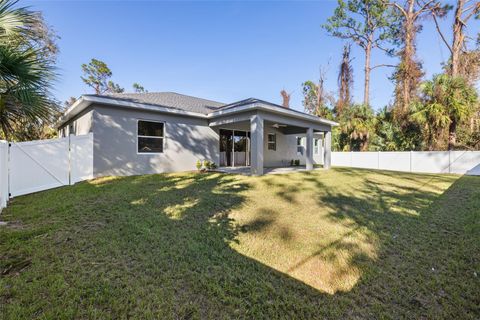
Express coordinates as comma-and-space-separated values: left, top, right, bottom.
25, 0, 479, 112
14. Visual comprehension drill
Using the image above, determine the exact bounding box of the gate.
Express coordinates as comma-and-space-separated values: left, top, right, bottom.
3, 133, 93, 200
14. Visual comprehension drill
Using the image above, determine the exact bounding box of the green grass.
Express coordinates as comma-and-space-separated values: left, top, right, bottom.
1, 168, 479, 319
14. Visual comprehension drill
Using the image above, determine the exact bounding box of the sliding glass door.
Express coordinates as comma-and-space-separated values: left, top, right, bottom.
219, 129, 250, 167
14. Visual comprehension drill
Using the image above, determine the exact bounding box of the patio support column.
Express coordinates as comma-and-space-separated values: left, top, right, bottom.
306, 127, 314, 170
324, 130, 332, 169
250, 114, 264, 175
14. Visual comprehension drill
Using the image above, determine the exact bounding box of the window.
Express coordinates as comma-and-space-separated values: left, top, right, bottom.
314, 138, 321, 155
138, 120, 164, 153
267, 133, 276, 151
69, 123, 75, 136
296, 137, 303, 155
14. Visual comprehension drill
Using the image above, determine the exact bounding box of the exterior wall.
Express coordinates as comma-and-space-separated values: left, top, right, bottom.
263, 127, 299, 167
92, 105, 219, 177
263, 129, 324, 167
58, 109, 93, 137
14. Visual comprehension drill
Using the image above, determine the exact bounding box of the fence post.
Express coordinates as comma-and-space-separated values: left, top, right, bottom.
448, 150, 452, 174
410, 151, 413, 173
0, 141, 9, 211
68, 134, 72, 185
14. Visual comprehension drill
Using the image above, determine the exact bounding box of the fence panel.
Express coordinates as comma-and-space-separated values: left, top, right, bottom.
411, 151, 450, 173
0, 141, 8, 210
450, 151, 480, 175
378, 151, 411, 172
332, 152, 351, 167
70, 133, 94, 184
351, 152, 378, 169
9, 138, 70, 197
332, 150, 480, 175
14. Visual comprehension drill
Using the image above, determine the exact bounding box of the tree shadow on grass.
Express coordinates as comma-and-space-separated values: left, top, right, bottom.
1, 169, 479, 319
303, 169, 480, 318
1, 172, 339, 319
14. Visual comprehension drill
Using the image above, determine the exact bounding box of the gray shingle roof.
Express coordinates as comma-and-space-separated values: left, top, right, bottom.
86, 92, 225, 115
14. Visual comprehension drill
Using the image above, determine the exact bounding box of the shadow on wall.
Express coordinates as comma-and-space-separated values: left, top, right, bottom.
93, 110, 219, 176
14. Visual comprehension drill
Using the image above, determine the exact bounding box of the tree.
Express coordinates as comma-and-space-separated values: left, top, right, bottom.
64, 97, 77, 108
337, 104, 376, 151
302, 66, 335, 118
81, 58, 112, 94
337, 43, 354, 114
389, 0, 449, 114
133, 83, 147, 93
0, 0, 58, 140
412, 74, 478, 150
280, 89, 290, 108
323, 0, 395, 106
107, 81, 124, 93
433, 0, 480, 77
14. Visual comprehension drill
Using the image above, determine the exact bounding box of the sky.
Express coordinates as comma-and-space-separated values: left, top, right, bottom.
24, 0, 479, 113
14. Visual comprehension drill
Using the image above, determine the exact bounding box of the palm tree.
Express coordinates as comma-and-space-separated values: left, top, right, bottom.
0, 0, 57, 140
412, 74, 478, 150
338, 104, 376, 151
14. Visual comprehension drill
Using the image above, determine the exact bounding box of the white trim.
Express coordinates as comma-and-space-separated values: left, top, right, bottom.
267, 133, 276, 151
136, 119, 166, 155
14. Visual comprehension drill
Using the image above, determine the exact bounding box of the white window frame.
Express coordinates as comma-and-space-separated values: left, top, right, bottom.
267, 133, 276, 151
296, 136, 304, 155
137, 119, 165, 155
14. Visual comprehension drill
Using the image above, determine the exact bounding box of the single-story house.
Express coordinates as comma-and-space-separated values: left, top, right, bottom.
58, 92, 337, 176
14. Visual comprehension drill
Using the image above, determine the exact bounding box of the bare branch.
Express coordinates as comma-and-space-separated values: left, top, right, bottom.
463, 3, 480, 22
389, 2, 408, 17
414, 0, 436, 20
371, 64, 397, 70
432, 12, 453, 54
462, 2, 479, 14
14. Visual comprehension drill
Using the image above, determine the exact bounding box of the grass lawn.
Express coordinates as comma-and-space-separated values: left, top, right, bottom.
1, 168, 479, 319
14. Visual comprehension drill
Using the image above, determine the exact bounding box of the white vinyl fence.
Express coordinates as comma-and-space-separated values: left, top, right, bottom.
332, 151, 480, 175
0, 133, 93, 211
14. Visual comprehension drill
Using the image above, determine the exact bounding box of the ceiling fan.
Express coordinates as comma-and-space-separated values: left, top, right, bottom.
272, 123, 287, 129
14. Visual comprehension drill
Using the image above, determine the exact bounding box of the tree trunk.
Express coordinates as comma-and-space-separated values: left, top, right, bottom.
364, 42, 372, 106
451, 0, 465, 77
402, 1, 415, 113
448, 120, 457, 150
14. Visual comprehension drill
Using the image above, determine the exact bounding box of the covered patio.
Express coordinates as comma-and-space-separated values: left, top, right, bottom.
208, 98, 337, 176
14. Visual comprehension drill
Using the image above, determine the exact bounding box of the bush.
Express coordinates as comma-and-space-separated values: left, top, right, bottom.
290, 159, 295, 166
294, 159, 300, 166
196, 160, 202, 171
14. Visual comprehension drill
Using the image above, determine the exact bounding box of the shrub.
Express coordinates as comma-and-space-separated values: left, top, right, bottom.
294, 159, 300, 166
203, 160, 210, 170
196, 160, 202, 171
290, 159, 295, 166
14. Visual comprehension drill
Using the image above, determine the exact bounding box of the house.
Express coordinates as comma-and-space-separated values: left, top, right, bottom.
58, 92, 337, 176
